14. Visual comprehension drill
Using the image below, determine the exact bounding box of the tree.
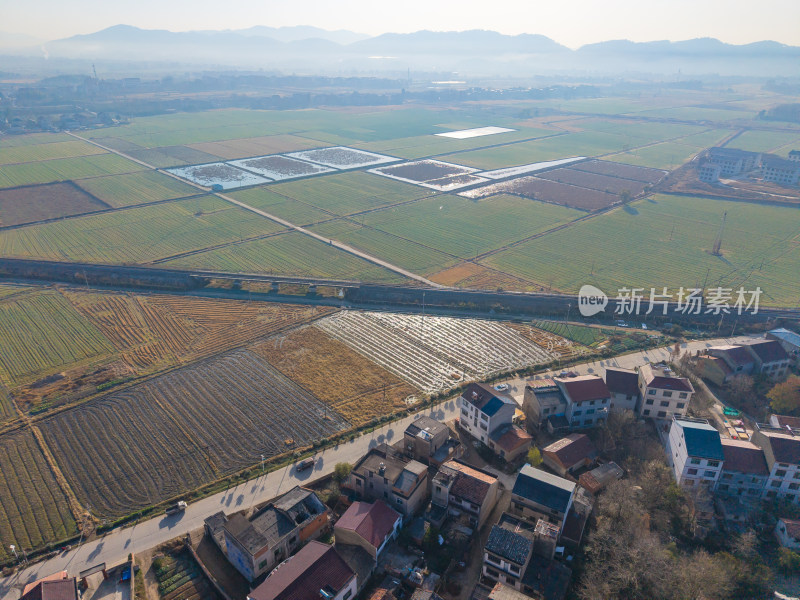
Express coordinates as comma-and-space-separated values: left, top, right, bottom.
526, 447, 543, 467
768, 375, 800, 416
778, 547, 800, 574
332, 462, 352, 483
725, 374, 755, 406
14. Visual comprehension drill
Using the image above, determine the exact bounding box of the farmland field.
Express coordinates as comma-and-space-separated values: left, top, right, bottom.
188, 134, 321, 160
0, 385, 14, 422
253, 326, 418, 425
571, 160, 667, 183
607, 142, 706, 170
336, 194, 584, 260
40, 349, 349, 518
0, 153, 145, 189
226, 187, 334, 225
726, 130, 800, 154
162, 230, 409, 283
0, 139, 106, 165
0, 290, 114, 386
74, 171, 199, 207
0, 196, 285, 264
0, 429, 77, 563
154, 549, 220, 600
0, 182, 108, 227
316, 311, 557, 393
465, 176, 619, 211
483, 194, 800, 306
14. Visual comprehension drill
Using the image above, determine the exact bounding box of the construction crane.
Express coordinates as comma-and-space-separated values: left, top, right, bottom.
711, 211, 727, 256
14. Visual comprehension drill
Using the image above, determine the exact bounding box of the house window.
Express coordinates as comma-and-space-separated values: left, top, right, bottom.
645, 399, 654, 405
660, 401, 670, 407
590, 400, 595, 406
573, 410, 582, 416
704, 470, 716, 478
509, 565, 520, 575
657, 411, 667, 418
486, 568, 500, 578
663, 391, 673, 398
688, 468, 698, 475
790, 483, 800, 490
679, 393, 688, 399
648, 390, 656, 395
586, 409, 595, 415
708, 461, 719, 468
643, 410, 650, 416
772, 480, 782, 487
677, 403, 685, 409
344, 591, 353, 600
690, 458, 701, 465
259, 560, 268, 569
777, 470, 788, 478
767, 491, 777, 498
722, 473, 732, 480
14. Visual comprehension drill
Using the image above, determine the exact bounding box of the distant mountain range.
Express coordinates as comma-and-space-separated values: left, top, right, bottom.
5, 25, 800, 77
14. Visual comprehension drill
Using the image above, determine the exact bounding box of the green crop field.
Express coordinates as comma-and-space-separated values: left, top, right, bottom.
0, 153, 145, 188
0, 196, 286, 264
0, 429, 78, 563
0, 291, 114, 386
0, 140, 107, 165
162, 230, 409, 283
571, 120, 706, 144
727, 130, 800, 154
607, 141, 705, 169
442, 130, 636, 169
75, 171, 199, 208
356, 194, 583, 259
310, 220, 460, 275
483, 194, 800, 307
633, 106, 756, 122
227, 187, 335, 226
270, 171, 431, 216
677, 129, 733, 148
0, 133, 74, 148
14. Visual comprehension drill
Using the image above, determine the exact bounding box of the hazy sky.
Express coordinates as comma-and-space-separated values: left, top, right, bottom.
7, 0, 800, 47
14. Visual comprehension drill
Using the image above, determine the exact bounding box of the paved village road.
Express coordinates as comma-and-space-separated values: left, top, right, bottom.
0, 332, 761, 598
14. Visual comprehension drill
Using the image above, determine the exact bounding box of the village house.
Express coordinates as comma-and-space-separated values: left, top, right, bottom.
488, 423, 533, 463
555, 375, 610, 429
403, 416, 451, 465
775, 518, 800, 550
247, 541, 357, 600
716, 439, 769, 499
523, 379, 567, 431
483, 513, 571, 600
770, 414, 800, 430
698, 161, 722, 183
707, 345, 756, 377
761, 155, 800, 185
345, 444, 428, 517
541, 434, 598, 477
21, 574, 78, 600
666, 417, 724, 489
744, 339, 791, 380
767, 328, 800, 365
208, 486, 329, 582
509, 465, 576, 532
751, 426, 800, 503
578, 462, 624, 495
458, 383, 517, 444
696, 354, 735, 386
638, 364, 693, 420
334, 500, 402, 560
430, 459, 500, 528
705, 147, 761, 176
604, 367, 640, 413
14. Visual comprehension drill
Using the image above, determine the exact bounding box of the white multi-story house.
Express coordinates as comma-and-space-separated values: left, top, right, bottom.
604, 367, 640, 413
666, 417, 724, 489
458, 383, 517, 445
554, 375, 610, 429
638, 364, 694, 420
751, 426, 800, 503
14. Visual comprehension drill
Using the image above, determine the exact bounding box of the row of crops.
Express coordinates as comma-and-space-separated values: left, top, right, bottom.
317, 311, 558, 393
155, 551, 218, 600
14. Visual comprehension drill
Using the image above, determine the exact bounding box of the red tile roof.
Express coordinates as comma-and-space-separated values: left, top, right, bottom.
249, 541, 354, 600
490, 424, 533, 453
747, 340, 790, 364
448, 464, 495, 505
720, 346, 756, 368
762, 431, 800, 465
21, 580, 77, 600
720, 439, 768, 475
22, 573, 69, 597
335, 500, 401, 549
543, 434, 598, 470
558, 376, 610, 403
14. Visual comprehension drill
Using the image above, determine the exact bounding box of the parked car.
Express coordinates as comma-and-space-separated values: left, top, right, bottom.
296, 457, 315, 472
494, 383, 509, 392
165, 501, 187, 516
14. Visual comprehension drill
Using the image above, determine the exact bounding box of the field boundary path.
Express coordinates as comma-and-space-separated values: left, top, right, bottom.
0, 332, 761, 600
65, 132, 444, 288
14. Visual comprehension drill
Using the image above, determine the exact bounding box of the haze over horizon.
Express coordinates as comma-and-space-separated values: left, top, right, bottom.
6, 0, 800, 48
